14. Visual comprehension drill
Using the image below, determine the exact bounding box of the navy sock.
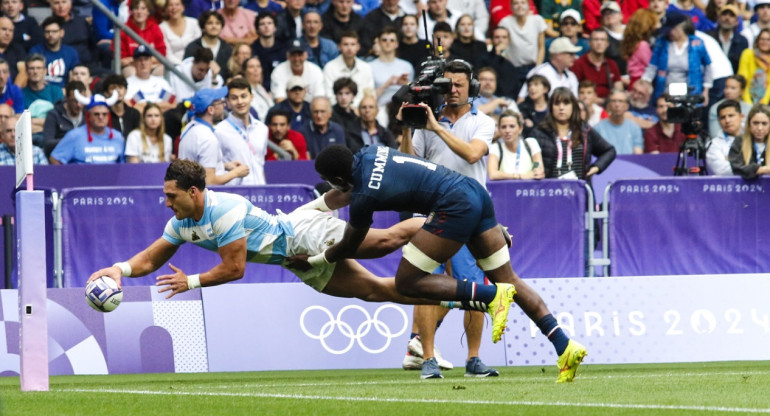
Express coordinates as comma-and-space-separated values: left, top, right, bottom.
536, 314, 570, 355
456, 280, 497, 304
410, 332, 419, 340
435, 319, 443, 330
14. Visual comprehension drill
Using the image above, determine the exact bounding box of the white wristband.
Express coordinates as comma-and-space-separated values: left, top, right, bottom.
113, 262, 132, 277
187, 274, 201, 290
308, 251, 332, 267
296, 195, 331, 212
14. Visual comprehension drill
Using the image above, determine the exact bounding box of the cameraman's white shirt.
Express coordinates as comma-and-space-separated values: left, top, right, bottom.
412, 104, 495, 187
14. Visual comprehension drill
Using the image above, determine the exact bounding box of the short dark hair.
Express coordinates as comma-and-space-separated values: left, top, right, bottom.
477, 66, 496, 79
199, 10, 224, 30
717, 99, 742, 117
256, 12, 276, 28
25, 53, 45, 68
378, 25, 399, 39
444, 59, 473, 82
165, 159, 207, 191
42, 15, 65, 30
65, 80, 87, 96
226, 77, 251, 92
527, 74, 551, 93
433, 21, 453, 35
267, 108, 291, 125
193, 47, 214, 64
578, 80, 596, 90
101, 74, 128, 92
727, 74, 747, 91
333, 77, 358, 95
315, 145, 354, 180
340, 30, 359, 43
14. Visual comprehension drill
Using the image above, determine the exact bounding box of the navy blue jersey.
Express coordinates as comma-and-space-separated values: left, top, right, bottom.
348, 146, 468, 229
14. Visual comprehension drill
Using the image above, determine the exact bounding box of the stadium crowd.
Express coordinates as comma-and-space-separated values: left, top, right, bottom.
0, 0, 769, 179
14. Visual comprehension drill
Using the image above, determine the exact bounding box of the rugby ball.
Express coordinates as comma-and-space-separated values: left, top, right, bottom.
85, 276, 123, 312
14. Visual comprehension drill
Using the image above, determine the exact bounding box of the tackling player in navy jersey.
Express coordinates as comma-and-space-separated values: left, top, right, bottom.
292, 144, 588, 382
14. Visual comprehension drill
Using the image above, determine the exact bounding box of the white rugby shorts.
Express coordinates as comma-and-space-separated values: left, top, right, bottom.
280, 209, 346, 291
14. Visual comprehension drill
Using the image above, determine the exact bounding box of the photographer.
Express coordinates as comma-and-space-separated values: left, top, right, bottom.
398, 59, 498, 380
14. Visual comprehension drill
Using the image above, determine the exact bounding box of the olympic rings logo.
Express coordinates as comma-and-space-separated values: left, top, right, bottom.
299, 304, 408, 355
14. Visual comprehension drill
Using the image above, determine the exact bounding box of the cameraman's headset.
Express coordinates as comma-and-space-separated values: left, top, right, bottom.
447, 59, 481, 98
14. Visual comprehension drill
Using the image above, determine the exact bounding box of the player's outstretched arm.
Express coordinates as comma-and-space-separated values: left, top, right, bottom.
156, 238, 247, 298
87, 238, 179, 288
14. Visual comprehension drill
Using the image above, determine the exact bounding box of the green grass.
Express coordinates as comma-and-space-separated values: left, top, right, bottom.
2, 361, 770, 416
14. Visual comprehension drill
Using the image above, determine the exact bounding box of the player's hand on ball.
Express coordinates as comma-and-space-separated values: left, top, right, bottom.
88, 267, 122, 289
156, 263, 189, 299
284, 254, 312, 271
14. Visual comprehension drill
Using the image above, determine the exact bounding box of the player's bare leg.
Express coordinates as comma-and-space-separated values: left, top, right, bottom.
321, 259, 438, 305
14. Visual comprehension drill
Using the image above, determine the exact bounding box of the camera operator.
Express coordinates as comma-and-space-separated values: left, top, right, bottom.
707, 100, 744, 176
398, 59, 498, 380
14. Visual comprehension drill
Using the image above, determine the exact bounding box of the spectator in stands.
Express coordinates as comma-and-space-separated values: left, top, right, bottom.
92, 0, 120, 69
625, 78, 657, 129
370, 26, 414, 125
185, 11, 232, 81
252, 13, 289, 91
644, 94, 687, 153
0, 58, 22, 114
30, 16, 80, 90
546, 10, 589, 60
186, 0, 225, 19
119, 0, 166, 77
275, 0, 305, 43
397, 14, 432, 74
271, 40, 325, 103
298, 96, 346, 157
226, 43, 251, 80
709, 75, 751, 138
22, 54, 60, 134
331, 77, 362, 142
449, 15, 487, 69
1, 0, 43, 52
738, 29, 770, 105
159, 0, 202, 66
594, 89, 643, 154
517, 38, 580, 102
531, 87, 616, 180
125, 45, 176, 112
217, 0, 258, 45
577, 80, 608, 126
571, 28, 622, 103
50, 90, 125, 164
50, 0, 95, 71
272, 75, 312, 129
299, 11, 339, 68
600, 1, 626, 74
648, 0, 668, 21
266, 108, 309, 160
42, 81, 86, 155
323, 31, 375, 107
101, 74, 141, 137
170, 48, 225, 101
0, 17, 24, 83
518, 74, 550, 133
350, 94, 397, 152
708, 99, 744, 175
741, 0, 770, 46
643, 13, 712, 104
0, 106, 47, 165
448, 0, 488, 40
668, 0, 716, 32
179, 87, 250, 184
541, 0, 583, 38
417, 0, 461, 42
431, 22, 457, 59
124, 102, 173, 163
729, 104, 770, 179
216, 78, 269, 185
69, 64, 93, 92
360, 0, 404, 56
476, 67, 519, 117
499, 0, 546, 97
620, 9, 658, 87
487, 110, 544, 180
322, 0, 365, 43
243, 56, 274, 121
707, 4, 748, 74
306, 0, 332, 15
478, 27, 518, 99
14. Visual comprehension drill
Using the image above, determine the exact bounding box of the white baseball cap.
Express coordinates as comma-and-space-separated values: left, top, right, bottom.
549, 37, 583, 54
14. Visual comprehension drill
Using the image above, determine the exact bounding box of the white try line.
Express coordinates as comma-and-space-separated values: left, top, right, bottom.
59, 388, 770, 414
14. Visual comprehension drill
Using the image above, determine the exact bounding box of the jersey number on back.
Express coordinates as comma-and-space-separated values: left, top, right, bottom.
392, 155, 438, 171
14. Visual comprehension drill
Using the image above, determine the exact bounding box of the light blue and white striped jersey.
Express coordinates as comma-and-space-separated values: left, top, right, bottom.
162, 190, 295, 264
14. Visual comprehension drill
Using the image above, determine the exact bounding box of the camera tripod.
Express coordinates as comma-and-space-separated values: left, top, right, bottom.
674, 133, 709, 176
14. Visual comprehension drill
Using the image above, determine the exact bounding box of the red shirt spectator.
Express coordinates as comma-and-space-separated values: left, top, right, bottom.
267, 129, 309, 160
570, 36, 621, 99
120, 0, 167, 60
643, 122, 686, 153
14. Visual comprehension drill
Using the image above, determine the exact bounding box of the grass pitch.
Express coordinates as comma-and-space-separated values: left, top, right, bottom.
2, 361, 769, 416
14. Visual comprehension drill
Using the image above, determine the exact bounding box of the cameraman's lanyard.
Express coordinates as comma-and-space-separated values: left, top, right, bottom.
227, 117, 258, 156
555, 132, 572, 172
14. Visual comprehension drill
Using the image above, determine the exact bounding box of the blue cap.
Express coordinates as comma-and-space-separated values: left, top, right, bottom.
190, 87, 227, 114
133, 44, 153, 58
660, 12, 689, 37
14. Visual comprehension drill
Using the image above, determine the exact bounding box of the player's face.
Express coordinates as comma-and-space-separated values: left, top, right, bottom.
164, 180, 197, 219
444, 71, 470, 105
750, 113, 770, 142
226, 87, 253, 118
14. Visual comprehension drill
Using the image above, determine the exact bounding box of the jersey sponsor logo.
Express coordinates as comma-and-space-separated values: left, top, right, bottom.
192, 230, 200, 241
324, 238, 335, 247
367, 146, 390, 190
